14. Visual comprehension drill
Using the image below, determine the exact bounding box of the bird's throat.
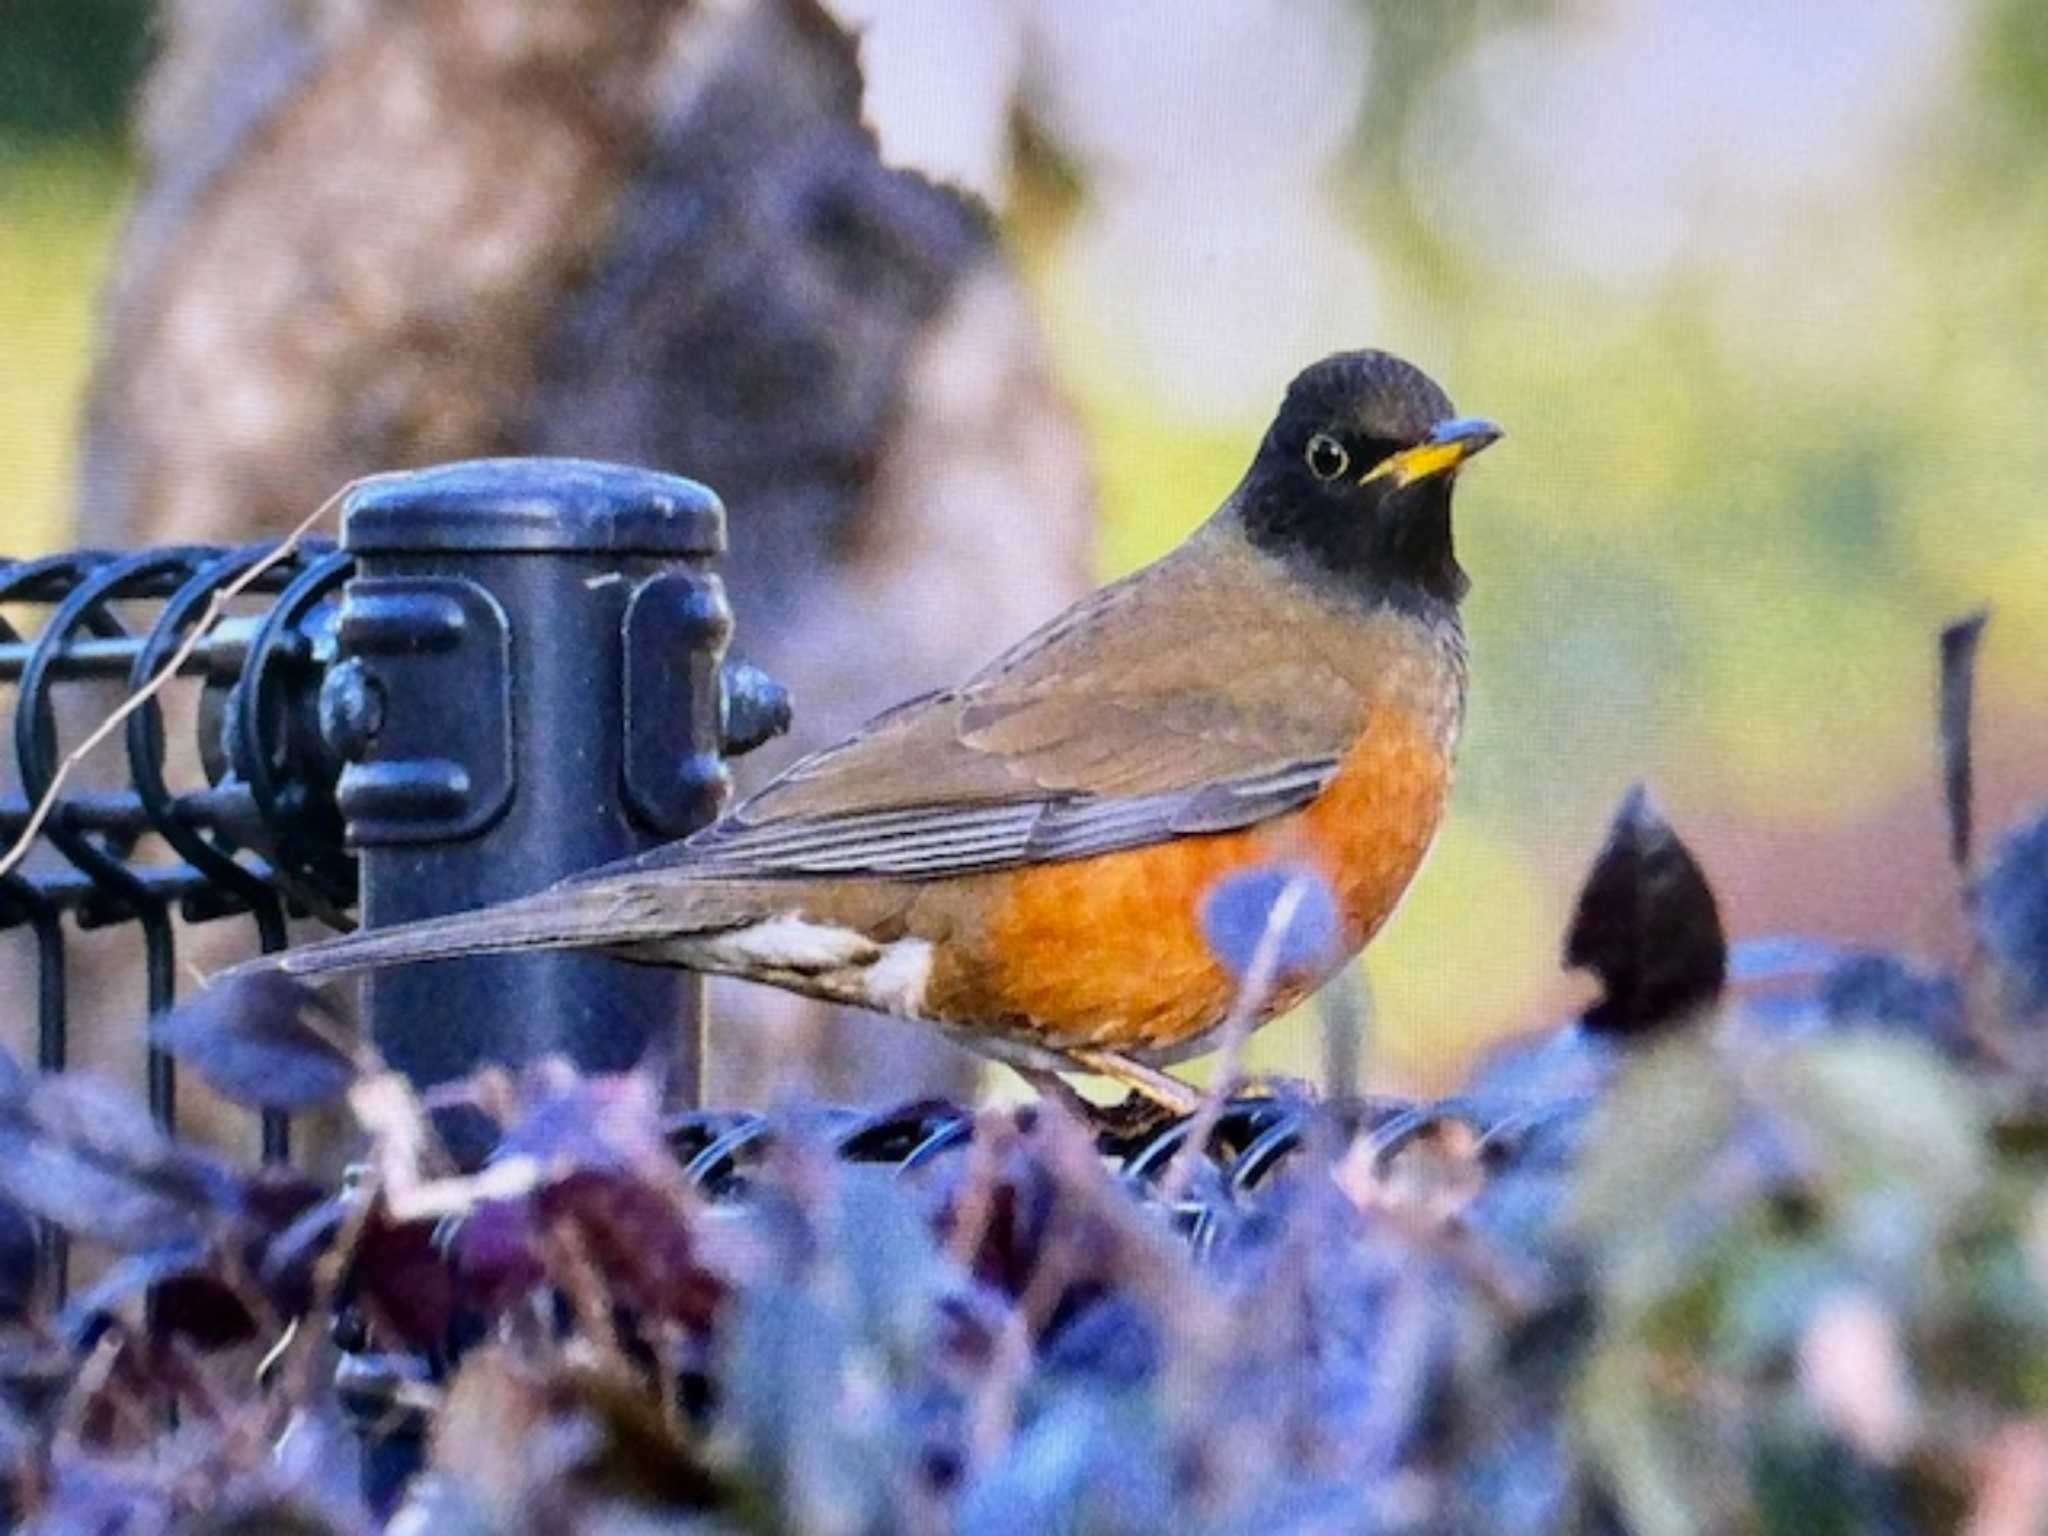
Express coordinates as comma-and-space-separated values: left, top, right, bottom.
1240, 477, 1468, 615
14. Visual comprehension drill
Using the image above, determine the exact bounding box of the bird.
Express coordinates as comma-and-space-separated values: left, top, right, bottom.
230, 350, 1500, 1112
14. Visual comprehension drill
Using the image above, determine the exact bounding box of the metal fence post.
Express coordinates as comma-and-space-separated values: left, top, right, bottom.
332, 460, 741, 1145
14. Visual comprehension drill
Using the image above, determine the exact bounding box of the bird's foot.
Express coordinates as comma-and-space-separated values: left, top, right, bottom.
1078, 1091, 1185, 1143
1065, 1048, 1204, 1119
1013, 1069, 1182, 1142
1013, 1050, 1202, 1140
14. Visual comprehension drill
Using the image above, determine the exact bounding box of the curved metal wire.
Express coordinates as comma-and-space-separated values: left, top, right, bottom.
0, 538, 356, 1191
16, 549, 224, 1130
655, 1091, 1530, 1249
229, 547, 357, 904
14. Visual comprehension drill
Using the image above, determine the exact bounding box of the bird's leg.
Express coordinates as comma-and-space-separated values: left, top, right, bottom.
1065, 1048, 1204, 1118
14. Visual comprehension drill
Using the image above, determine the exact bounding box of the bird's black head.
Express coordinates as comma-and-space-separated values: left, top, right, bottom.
1236, 350, 1500, 610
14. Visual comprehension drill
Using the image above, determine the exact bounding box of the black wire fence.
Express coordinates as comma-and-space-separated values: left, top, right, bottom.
0, 461, 804, 1281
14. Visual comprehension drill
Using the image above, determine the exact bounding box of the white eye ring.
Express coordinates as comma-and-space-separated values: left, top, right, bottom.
1305, 433, 1349, 482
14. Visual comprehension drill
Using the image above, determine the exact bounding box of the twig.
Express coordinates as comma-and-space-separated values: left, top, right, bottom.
1934, 612, 2011, 1067
966, 1307, 1034, 1477
1318, 965, 1369, 1100
1158, 874, 1310, 1205
1939, 609, 1990, 888
942, 1108, 1012, 1273
0, 477, 378, 884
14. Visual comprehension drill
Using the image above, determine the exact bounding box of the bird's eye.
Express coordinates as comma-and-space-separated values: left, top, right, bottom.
1305, 433, 1350, 482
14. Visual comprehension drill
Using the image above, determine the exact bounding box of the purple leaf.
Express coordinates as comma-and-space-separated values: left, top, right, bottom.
152, 972, 359, 1111
352, 1210, 456, 1352
1979, 806, 2048, 1022
61, 1244, 214, 1340
1727, 935, 1849, 985
535, 1168, 721, 1330
60, 1244, 270, 1355
495, 1070, 665, 1171
1198, 864, 1342, 985
0, 1075, 231, 1253
449, 1198, 545, 1315
452, 1168, 721, 1331
258, 1195, 349, 1315
149, 1272, 263, 1351
1819, 952, 1967, 1053
237, 1169, 329, 1247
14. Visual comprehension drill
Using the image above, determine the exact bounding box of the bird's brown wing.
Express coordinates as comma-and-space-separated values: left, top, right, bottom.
601, 545, 1368, 882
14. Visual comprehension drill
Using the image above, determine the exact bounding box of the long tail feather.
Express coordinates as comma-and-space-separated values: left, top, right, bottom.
220, 881, 688, 985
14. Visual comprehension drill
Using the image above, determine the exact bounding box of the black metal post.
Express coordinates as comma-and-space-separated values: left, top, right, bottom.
331, 460, 734, 1136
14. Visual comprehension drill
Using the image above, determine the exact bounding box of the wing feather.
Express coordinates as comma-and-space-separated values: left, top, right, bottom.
587, 545, 1367, 884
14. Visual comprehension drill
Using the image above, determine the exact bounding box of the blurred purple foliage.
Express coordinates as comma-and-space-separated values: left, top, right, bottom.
0, 620, 2042, 1532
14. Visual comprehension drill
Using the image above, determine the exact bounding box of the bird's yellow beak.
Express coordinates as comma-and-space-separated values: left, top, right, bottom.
1361, 416, 1504, 488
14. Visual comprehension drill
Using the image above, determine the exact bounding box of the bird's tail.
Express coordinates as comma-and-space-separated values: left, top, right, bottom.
219, 879, 692, 986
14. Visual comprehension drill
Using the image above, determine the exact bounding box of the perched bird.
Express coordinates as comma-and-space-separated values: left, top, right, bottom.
236, 352, 1499, 1110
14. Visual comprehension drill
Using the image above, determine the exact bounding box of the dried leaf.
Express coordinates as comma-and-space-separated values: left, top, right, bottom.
1565, 785, 1727, 1036
352, 1208, 456, 1352
935, 1139, 1060, 1302
429, 1347, 548, 1524
182, 1499, 350, 1536
1335, 1115, 1487, 1226
533, 1168, 722, 1330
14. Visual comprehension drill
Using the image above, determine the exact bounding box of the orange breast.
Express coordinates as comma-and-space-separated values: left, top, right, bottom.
930, 708, 1453, 1056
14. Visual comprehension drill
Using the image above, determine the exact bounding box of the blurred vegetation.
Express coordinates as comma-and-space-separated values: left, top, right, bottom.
0, 149, 127, 559
0, 2, 142, 556
0, 0, 151, 143
1, 723, 2044, 1531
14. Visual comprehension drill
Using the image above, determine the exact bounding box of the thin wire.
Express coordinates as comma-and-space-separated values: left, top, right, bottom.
1158, 874, 1310, 1206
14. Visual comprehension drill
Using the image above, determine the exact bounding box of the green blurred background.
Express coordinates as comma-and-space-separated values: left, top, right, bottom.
3, 0, 2044, 1091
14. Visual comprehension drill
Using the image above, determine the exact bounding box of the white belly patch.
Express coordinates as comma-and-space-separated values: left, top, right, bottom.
693, 914, 934, 1019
